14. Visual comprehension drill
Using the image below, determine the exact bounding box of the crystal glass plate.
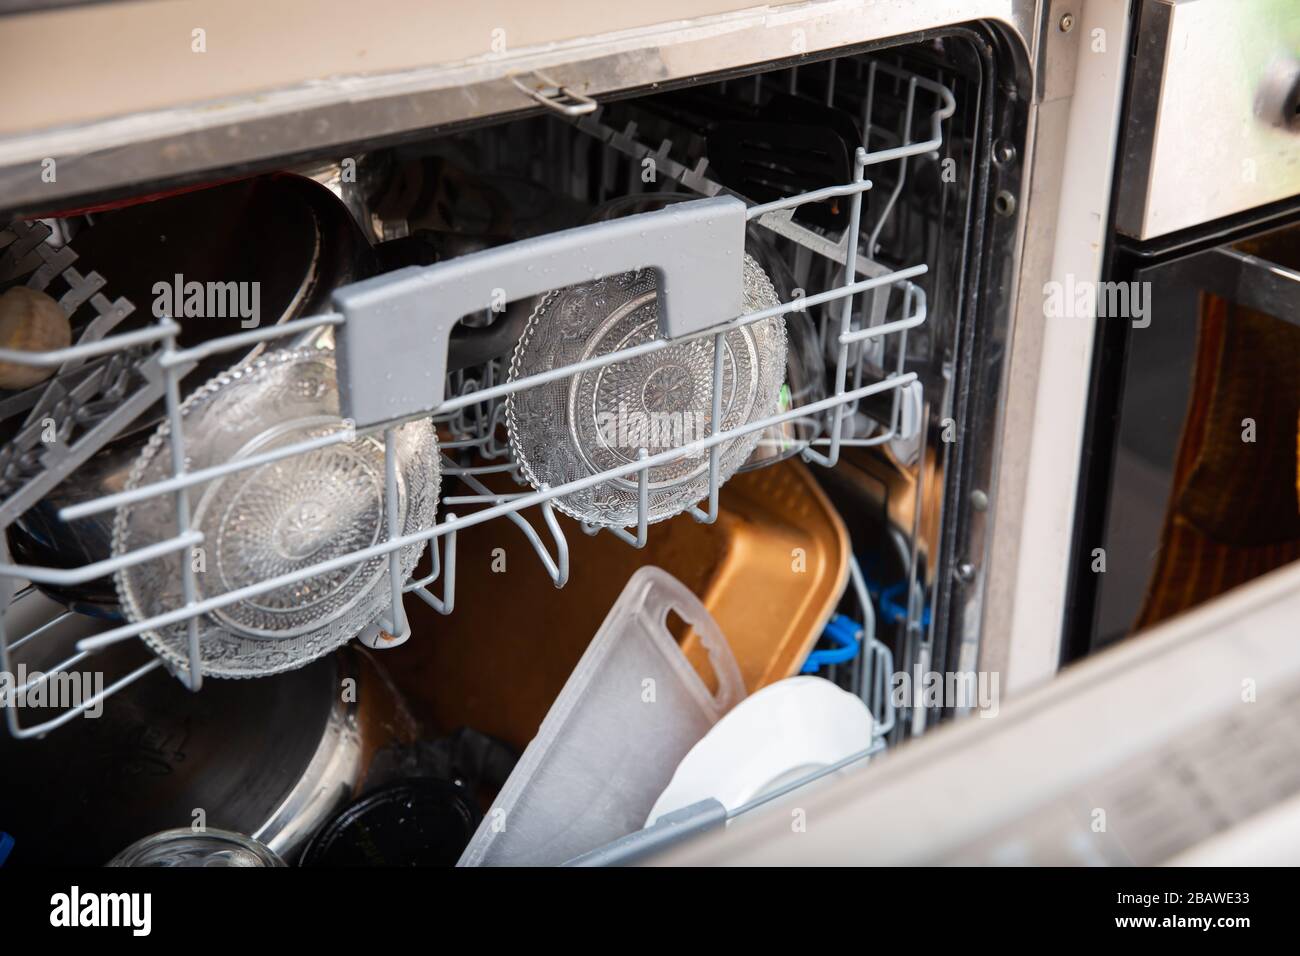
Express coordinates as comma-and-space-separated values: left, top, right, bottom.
506, 254, 786, 527
113, 347, 439, 678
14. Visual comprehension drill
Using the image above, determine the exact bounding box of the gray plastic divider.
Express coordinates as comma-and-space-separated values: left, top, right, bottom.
332, 195, 748, 428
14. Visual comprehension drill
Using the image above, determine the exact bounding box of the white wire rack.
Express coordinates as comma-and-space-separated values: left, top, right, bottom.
0, 63, 953, 739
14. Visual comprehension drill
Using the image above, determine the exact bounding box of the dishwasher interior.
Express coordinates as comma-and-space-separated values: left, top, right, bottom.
0, 33, 1008, 866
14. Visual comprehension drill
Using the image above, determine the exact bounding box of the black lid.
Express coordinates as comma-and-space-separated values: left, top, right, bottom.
300, 778, 482, 868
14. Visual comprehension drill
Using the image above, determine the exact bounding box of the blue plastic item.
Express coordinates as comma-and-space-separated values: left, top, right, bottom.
877, 579, 932, 629
802, 613, 863, 673
0, 832, 14, 867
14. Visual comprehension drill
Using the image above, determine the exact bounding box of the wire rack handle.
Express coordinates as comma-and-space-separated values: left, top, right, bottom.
332, 196, 749, 428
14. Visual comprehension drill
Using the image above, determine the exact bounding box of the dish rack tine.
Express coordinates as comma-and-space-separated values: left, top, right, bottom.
872, 636, 897, 737
828, 283, 926, 449
3, 655, 164, 740
0, 531, 204, 588
803, 147, 868, 470
0, 560, 169, 738
483, 400, 512, 459
441, 408, 511, 459
586, 448, 651, 548
380, 428, 412, 640
688, 331, 727, 525
441, 461, 519, 477
537, 496, 570, 588
451, 466, 571, 588
408, 514, 457, 616
866, 76, 918, 257
1, 647, 92, 704
158, 318, 204, 691
6, 604, 72, 653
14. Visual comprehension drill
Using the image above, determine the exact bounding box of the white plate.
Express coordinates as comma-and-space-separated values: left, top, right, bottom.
645, 675, 875, 826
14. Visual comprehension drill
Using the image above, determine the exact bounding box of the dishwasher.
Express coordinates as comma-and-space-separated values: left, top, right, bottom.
0, 1, 1130, 867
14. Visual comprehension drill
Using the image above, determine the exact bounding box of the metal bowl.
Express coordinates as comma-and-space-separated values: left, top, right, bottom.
6, 173, 377, 615
0, 588, 416, 865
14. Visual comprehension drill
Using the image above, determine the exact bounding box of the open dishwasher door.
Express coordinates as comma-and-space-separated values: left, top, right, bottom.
655, 558, 1300, 866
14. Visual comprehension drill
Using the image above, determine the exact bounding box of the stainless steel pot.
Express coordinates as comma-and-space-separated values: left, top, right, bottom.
5, 172, 377, 615
0, 588, 415, 865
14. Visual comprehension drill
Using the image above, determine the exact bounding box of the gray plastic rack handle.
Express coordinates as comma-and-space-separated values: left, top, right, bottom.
333, 195, 747, 428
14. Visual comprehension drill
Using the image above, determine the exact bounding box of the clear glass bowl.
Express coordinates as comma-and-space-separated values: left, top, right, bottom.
506, 254, 786, 527
113, 347, 439, 678
107, 829, 285, 867
586, 194, 823, 472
